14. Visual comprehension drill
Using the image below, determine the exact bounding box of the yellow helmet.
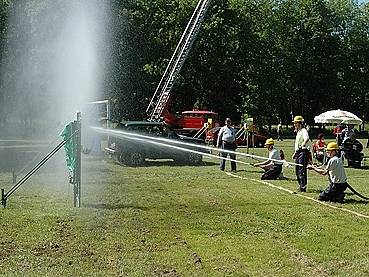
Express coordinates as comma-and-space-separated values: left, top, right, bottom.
326, 142, 339, 151
265, 138, 274, 146
293, 116, 304, 123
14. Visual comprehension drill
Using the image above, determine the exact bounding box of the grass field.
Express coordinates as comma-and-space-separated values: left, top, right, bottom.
1, 139, 369, 276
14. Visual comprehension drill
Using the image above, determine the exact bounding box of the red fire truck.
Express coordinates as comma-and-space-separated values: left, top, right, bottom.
145, 0, 216, 139
162, 109, 218, 137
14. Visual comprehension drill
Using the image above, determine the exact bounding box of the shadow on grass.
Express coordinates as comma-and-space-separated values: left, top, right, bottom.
239, 170, 263, 174
305, 191, 369, 204
343, 165, 369, 170
84, 203, 149, 210
344, 198, 369, 204
308, 189, 324, 194
232, 169, 248, 172
279, 176, 297, 182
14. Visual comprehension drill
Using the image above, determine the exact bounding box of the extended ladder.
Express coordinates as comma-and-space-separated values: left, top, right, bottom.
146, 0, 212, 121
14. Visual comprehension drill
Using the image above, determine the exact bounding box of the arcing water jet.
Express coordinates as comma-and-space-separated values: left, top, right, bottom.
91, 126, 303, 167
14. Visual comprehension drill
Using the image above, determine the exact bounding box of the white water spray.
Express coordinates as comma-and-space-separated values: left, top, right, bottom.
0, 0, 109, 177
91, 126, 304, 167
0, 0, 109, 139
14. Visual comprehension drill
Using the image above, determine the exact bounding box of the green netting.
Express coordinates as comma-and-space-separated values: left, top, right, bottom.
60, 122, 76, 175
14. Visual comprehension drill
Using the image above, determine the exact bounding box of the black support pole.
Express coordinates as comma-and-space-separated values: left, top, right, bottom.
1, 130, 76, 208
1, 189, 6, 208
73, 112, 82, 208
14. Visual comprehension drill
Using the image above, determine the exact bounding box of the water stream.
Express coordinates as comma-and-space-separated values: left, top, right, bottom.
91, 126, 303, 167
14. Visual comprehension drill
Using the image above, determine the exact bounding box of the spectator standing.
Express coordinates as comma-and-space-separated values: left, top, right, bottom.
341, 124, 355, 143
292, 116, 311, 192
217, 118, 237, 172
333, 124, 344, 146
277, 122, 283, 141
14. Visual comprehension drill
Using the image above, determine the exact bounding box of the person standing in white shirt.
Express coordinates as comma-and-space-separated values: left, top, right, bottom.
292, 116, 311, 192
217, 118, 237, 171
308, 142, 348, 203
277, 122, 283, 141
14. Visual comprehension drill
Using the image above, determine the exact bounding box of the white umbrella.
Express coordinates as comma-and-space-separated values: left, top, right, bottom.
314, 109, 362, 125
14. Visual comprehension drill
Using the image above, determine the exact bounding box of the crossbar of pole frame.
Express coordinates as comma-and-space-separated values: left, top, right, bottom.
1, 189, 5, 208
4, 140, 66, 202
1, 130, 78, 207
15, 136, 61, 182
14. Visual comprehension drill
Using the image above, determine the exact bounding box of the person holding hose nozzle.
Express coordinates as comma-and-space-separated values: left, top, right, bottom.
307, 142, 348, 203
254, 138, 283, 180
292, 116, 311, 192
217, 118, 237, 172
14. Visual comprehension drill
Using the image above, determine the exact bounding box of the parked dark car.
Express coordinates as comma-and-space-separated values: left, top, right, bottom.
105, 121, 205, 166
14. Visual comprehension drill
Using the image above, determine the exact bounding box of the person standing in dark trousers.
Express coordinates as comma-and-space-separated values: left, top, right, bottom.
292, 116, 311, 192
217, 118, 237, 171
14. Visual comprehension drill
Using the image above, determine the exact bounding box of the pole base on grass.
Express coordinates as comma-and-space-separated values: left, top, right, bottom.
1, 188, 6, 208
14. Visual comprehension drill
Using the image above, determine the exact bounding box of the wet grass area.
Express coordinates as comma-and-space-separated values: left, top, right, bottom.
1, 139, 369, 276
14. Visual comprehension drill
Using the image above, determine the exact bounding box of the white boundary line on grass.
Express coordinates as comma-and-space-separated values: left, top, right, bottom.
225, 172, 369, 220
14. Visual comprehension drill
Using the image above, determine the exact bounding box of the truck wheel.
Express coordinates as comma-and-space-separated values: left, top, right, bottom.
188, 153, 203, 165
117, 152, 127, 164
127, 152, 145, 167
174, 155, 187, 165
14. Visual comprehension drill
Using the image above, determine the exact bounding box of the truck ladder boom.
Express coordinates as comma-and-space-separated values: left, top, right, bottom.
146, 0, 212, 121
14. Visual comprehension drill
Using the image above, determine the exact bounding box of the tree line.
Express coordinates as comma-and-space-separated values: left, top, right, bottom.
1, 0, 369, 128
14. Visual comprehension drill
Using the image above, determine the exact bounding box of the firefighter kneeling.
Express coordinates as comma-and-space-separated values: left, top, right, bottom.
307, 142, 348, 203
254, 138, 283, 180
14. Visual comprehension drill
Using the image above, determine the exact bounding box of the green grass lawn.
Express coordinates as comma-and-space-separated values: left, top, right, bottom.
1, 139, 369, 276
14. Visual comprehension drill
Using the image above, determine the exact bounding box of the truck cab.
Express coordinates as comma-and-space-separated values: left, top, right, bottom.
173, 110, 218, 136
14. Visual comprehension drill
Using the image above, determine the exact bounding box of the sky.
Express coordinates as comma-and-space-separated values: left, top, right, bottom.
359, 0, 369, 4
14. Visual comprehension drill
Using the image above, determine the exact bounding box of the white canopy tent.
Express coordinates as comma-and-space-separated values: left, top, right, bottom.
314, 109, 362, 125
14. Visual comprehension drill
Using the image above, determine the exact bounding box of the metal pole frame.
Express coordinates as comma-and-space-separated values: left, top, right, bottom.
1, 189, 6, 208
73, 112, 82, 208
1, 119, 81, 208
1, 139, 68, 207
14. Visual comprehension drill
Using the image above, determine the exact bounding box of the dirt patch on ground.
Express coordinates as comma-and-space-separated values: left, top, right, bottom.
30, 218, 75, 257
276, 239, 328, 276
154, 268, 181, 277
54, 218, 75, 242
32, 242, 61, 256
174, 235, 203, 270
0, 240, 18, 260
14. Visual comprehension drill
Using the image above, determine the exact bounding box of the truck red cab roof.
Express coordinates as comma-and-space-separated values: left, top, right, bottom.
181, 110, 218, 115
